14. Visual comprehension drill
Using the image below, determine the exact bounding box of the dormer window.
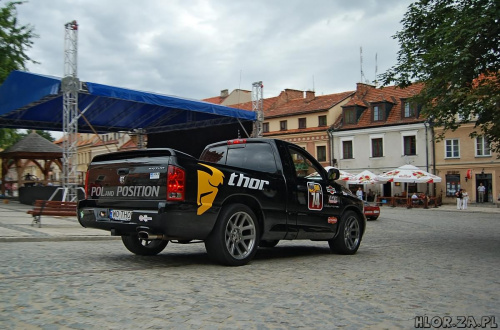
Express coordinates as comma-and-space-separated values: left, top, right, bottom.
344, 108, 356, 124
403, 101, 417, 118
373, 105, 384, 121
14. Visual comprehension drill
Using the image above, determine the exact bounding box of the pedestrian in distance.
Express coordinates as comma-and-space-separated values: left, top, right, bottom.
455, 189, 463, 210
477, 183, 485, 203
462, 189, 468, 210
356, 187, 363, 200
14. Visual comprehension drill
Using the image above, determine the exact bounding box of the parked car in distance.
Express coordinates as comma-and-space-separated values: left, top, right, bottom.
363, 201, 380, 220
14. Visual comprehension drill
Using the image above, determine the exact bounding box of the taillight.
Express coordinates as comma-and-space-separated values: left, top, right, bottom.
84, 171, 89, 199
167, 165, 185, 201
227, 139, 247, 145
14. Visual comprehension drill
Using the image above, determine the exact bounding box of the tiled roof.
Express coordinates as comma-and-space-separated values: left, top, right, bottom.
265, 91, 354, 118
263, 126, 329, 136
202, 96, 226, 104
223, 90, 354, 119
1, 131, 62, 156
334, 83, 425, 130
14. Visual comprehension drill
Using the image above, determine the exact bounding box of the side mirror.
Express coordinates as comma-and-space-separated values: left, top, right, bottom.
327, 168, 340, 181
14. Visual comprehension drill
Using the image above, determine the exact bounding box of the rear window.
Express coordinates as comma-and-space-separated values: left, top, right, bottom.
201, 143, 278, 174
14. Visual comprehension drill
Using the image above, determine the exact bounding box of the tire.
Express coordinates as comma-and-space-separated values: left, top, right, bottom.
328, 210, 362, 255
205, 204, 260, 266
121, 234, 168, 256
259, 240, 279, 248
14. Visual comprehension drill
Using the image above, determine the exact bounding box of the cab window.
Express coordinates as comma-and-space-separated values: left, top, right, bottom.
288, 146, 322, 179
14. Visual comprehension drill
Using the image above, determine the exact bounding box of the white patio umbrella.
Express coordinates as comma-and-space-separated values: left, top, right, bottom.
347, 170, 387, 200
305, 166, 354, 182
339, 169, 355, 182
347, 170, 387, 185
377, 164, 441, 184
377, 164, 442, 203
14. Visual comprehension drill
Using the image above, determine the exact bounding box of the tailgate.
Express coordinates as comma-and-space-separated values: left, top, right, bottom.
86, 159, 170, 202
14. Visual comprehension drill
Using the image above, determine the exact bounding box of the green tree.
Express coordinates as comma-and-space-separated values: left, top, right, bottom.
0, 0, 38, 83
380, 0, 500, 153
0, 1, 38, 149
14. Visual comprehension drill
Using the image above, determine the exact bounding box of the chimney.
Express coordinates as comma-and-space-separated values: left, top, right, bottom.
305, 90, 315, 101
356, 83, 375, 98
284, 89, 304, 100
220, 89, 229, 98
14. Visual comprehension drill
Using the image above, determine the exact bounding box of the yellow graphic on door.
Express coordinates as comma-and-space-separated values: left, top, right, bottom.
197, 164, 225, 215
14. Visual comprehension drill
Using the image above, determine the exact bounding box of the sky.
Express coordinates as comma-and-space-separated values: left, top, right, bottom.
14, 0, 415, 101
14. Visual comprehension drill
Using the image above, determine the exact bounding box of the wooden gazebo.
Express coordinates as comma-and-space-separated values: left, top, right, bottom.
1, 131, 63, 195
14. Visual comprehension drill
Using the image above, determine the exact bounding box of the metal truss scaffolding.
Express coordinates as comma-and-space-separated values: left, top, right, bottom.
251, 81, 264, 137
61, 20, 79, 201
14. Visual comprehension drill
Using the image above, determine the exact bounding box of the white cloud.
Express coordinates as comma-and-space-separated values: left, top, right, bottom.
15, 0, 414, 100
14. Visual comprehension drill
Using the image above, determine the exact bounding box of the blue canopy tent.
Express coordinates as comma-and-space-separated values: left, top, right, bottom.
0, 71, 256, 134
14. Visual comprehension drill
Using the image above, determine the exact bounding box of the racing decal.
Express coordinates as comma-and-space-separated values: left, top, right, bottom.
328, 195, 339, 204
90, 185, 160, 197
307, 182, 323, 211
328, 217, 338, 224
197, 163, 225, 216
139, 215, 152, 222
228, 173, 269, 190
119, 175, 126, 184
326, 186, 336, 194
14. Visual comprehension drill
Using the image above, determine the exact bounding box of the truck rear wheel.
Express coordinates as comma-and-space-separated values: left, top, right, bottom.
328, 210, 362, 255
121, 234, 168, 256
205, 204, 260, 266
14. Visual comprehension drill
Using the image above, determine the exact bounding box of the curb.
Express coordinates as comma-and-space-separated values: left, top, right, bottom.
0, 236, 121, 243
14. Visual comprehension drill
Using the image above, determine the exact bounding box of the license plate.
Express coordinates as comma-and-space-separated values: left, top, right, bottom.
110, 210, 132, 221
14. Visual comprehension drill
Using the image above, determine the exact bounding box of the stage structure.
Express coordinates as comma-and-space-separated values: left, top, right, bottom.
251, 81, 264, 137
61, 20, 80, 202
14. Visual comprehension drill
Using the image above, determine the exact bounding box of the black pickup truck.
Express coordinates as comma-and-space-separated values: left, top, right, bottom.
78, 138, 366, 266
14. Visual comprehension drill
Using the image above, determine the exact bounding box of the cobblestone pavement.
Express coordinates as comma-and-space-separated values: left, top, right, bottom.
0, 206, 498, 329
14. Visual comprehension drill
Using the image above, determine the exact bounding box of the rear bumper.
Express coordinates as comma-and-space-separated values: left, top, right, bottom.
77, 200, 218, 240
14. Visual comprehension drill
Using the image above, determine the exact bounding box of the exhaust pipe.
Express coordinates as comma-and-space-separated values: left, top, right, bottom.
138, 231, 166, 240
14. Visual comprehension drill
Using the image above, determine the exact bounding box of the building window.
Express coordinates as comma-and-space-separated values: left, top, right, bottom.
475, 136, 491, 156
342, 140, 353, 159
262, 122, 269, 133
280, 120, 287, 131
445, 139, 460, 158
344, 109, 356, 124
445, 174, 461, 197
371, 138, 383, 158
373, 105, 384, 121
316, 145, 326, 162
298, 118, 306, 129
403, 136, 416, 155
403, 101, 417, 118
318, 115, 327, 127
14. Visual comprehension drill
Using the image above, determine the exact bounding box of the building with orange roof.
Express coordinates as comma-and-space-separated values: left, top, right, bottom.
329, 82, 432, 198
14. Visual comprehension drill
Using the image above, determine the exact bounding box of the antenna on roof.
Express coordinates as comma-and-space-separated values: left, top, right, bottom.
312, 75, 315, 92
360, 46, 366, 83
374, 53, 378, 87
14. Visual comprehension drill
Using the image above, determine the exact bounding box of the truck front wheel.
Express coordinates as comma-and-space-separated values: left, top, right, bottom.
121, 234, 168, 256
205, 204, 260, 266
328, 210, 362, 255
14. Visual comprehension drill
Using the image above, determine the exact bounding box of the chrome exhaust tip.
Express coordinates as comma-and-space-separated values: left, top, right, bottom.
138, 231, 165, 240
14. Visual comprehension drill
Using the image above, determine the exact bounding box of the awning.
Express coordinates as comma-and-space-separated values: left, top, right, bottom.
0, 71, 256, 134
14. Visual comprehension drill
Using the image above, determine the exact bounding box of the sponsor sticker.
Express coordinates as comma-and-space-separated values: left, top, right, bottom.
328, 217, 338, 224
328, 195, 339, 204
326, 186, 336, 194
139, 215, 153, 222
307, 182, 323, 211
